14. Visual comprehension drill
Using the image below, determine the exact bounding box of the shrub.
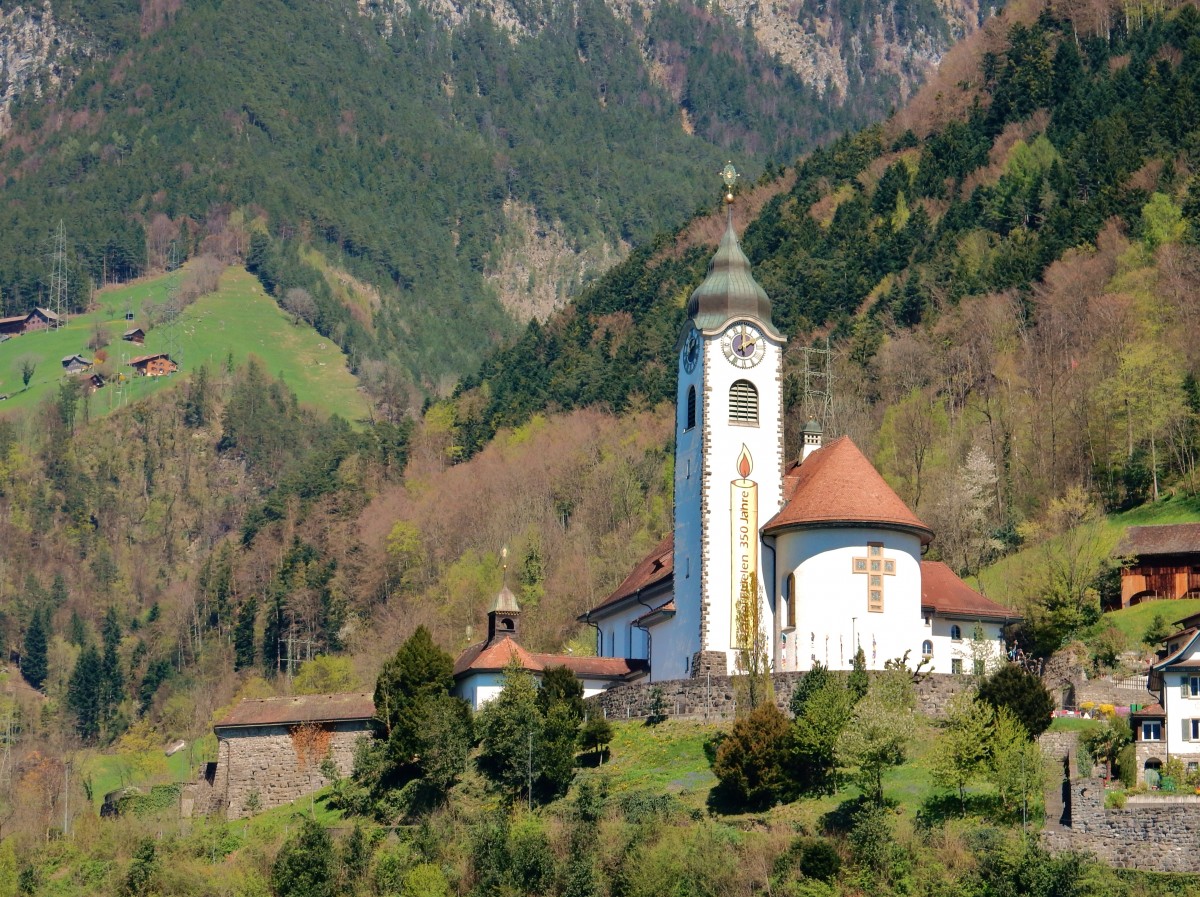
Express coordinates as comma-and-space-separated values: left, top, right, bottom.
978, 665, 1054, 738
1105, 790, 1127, 809
711, 702, 792, 809
798, 840, 842, 882
1116, 743, 1136, 789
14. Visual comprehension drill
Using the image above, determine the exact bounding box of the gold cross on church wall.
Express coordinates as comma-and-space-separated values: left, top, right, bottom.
851, 543, 895, 613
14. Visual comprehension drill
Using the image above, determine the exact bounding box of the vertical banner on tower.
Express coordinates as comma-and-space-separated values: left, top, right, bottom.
730, 445, 758, 647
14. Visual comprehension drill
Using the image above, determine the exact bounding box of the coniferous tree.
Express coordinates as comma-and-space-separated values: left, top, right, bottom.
100, 607, 125, 724
68, 644, 104, 741
262, 591, 284, 677
234, 597, 258, 671
49, 574, 68, 608
848, 647, 869, 702
21, 608, 49, 691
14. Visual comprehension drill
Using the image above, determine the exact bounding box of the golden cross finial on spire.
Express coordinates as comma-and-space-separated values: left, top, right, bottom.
721, 161, 740, 205
501, 545, 509, 583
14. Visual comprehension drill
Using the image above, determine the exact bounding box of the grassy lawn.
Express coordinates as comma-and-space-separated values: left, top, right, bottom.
1047, 716, 1106, 734
83, 745, 200, 811
590, 719, 717, 810
1097, 598, 1200, 646
0, 266, 369, 422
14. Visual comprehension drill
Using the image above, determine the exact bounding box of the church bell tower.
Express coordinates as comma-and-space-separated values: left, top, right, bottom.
666, 163, 786, 679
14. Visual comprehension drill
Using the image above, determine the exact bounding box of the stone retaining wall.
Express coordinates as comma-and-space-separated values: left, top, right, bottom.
1041, 773, 1200, 872
588, 670, 970, 722
210, 721, 367, 819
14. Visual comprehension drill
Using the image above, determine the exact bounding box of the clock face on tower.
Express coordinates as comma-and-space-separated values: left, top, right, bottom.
721, 322, 766, 369
682, 330, 700, 373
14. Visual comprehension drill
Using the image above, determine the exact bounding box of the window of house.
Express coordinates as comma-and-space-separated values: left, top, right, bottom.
1190, 719, 1200, 741
1187, 675, 1200, 697
950, 625, 962, 641
786, 573, 796, 629
921, 640, 933, 658
951, 658, 963, 675
1142, 721, 1162, 741
729, 380, 758, 424
686, 386, 697, 430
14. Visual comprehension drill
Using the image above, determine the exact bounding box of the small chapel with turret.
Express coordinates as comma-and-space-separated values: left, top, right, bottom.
577, 168, 1016, 684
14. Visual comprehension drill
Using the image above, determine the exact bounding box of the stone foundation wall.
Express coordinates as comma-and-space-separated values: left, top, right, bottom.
1041, 773, 1200, 871
588, 671, 970, 722
212, 722, 368, 819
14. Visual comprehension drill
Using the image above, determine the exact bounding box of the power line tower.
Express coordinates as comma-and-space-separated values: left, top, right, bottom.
798, 338, 834, 434
48, 220, 69, 329
162, 242, 184, 368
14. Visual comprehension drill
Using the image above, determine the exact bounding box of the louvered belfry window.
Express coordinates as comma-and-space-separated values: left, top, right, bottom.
686, 385, 697, 430
729, 379, 758, 424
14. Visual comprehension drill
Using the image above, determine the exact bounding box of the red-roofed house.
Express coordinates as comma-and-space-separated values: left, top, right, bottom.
456, 585, 647, 710
577, 209, 1015, 680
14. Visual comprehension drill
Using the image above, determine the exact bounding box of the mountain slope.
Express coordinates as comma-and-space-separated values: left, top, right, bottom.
0, 0, 994, 402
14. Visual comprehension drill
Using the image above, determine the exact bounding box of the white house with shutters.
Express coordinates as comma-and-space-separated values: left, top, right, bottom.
1136, 612, 1200, 785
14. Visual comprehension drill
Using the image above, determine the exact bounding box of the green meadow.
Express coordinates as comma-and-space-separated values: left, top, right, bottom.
0, 266, 369, 422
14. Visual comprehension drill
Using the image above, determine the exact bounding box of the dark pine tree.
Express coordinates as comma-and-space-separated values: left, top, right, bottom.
21, 607, 49, 691
234, 597, 258, 672
68, 644, 103, 741
99, 607, 125, 723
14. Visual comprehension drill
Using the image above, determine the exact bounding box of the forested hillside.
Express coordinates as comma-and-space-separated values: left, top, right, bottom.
451, 0, 1200, 530
0, 0, 987, 405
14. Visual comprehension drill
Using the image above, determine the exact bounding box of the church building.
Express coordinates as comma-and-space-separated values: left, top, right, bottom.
579, 177, 1015, 682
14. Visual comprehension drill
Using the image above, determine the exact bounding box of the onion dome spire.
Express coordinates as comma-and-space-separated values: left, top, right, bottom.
686, 162, 781, 338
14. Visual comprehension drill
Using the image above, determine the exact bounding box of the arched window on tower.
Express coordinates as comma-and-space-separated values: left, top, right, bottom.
729, 380, 758, 424
950, 625, 962, 641
686, 385, 697, 430
922, 639, 933, 658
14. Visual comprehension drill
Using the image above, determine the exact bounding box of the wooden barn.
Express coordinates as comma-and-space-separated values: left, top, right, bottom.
23, 308, 60, 331
0, 314, 26, 336
122, 327, 145, 345
128, 353, 178, 377
1115, 524, 1200, 608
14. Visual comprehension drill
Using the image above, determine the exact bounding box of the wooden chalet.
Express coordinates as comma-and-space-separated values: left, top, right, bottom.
61, 354, 92, 373
128, 353, 178, 377
0, 308, 61, 336
1115, 524, 1200, 609
122, 327, 145, 345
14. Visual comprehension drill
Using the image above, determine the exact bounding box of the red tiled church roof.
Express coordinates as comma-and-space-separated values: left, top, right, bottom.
763, 437, 934, 544
584, 534, 674, 618
452, 634, 648, 681
453, 637, 544, 676
920, 561, 1016, 621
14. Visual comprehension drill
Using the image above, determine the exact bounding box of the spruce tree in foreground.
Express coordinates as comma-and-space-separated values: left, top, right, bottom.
68, 644, 103, 741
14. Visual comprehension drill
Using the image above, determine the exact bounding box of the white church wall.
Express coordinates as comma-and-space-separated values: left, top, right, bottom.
926, 617, 1006, 676
698, 330, 784, 675
458, 672, 506, 711
774, 526, 925, 671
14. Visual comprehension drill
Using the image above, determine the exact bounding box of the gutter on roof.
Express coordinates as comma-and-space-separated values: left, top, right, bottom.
762, 517, 934, 544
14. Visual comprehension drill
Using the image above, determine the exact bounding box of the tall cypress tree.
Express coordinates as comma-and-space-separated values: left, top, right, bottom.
68, 644, 103, 741
21, 607, 49, 691
234, 597, 258, 671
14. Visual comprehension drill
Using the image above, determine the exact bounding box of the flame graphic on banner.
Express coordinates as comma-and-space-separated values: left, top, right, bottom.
736, 445, 753, 478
